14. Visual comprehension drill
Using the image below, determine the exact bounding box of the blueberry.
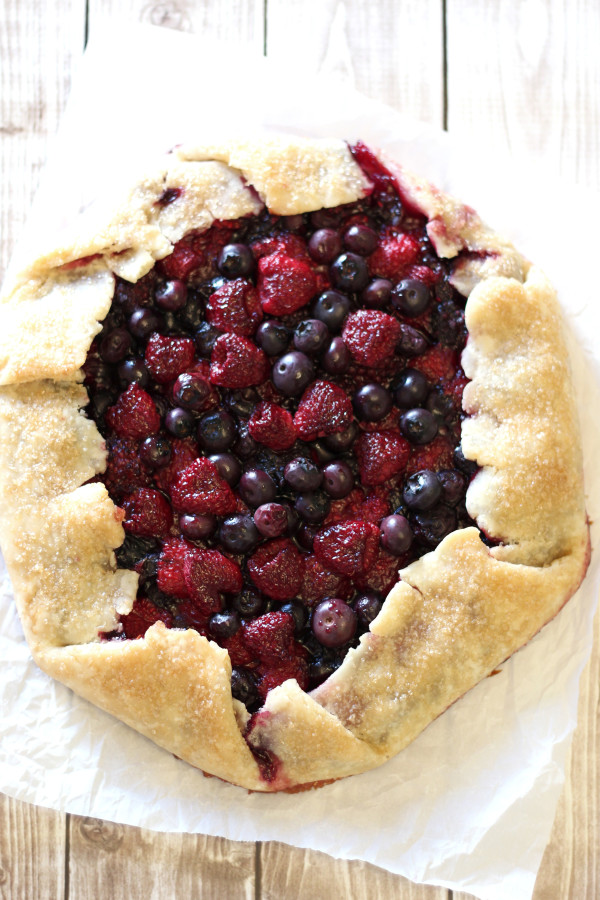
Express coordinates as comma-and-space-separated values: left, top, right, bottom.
309, 654, 342, 684
322, 460, 354, 499
353, 383, 393, 422
197, 411, 237, 452
308, 228, 342, 264
219, 514, 261, 552
426, 389, 454, 422
256, 320, 290, 356
272, 351, 315, 396
343, 224, 378, 256
412, 505, 457, 547
140, 435, 172, 468
403, 470, 442, 510
100, 327, 131, 363
172, 372, 211, 410
233, 589, 264, 618
310, 209, 339, 229
178, 293, 205, 331
253, 503, 289, 538
453, 445, 478, 476
279, 601, 308, 635
179, 513, 216, 540
312, 290, 351, 332
165, 407, 195, 437
195, 322, 220, 357
231, 667, 259, 706
294, 491, 330, 524
117, 358, 149, 388
361, 278, 392, 309
155, 279, 187, 311
234, 423, 258, 459
322, 336, 351, 374
354, 592, 383, 627
324, 421, 358, 452
208, 453, 242, 486
397, 324, 429, 357
391, 279, 432, 317
437, 469, 467, 506
128, 309, 162, 343
284, 457, 323, 492
89, 390, 113, 420
394, 368, 429, 408
217, 243, 255, 279
330, 252, 369, 292
311, 598, 357, 648
293, 319, 330, 355
225, 388, 259, 419
209, 610, 241, 640
379, 514, 413, 555
282, 214, 305, 232
311, 440, 337, 464
399, 408, 439, 445
238, 468, 277, 506
296, 523, 320, 550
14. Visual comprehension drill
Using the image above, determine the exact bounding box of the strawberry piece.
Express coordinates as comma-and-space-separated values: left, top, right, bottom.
257, 655, 309, 701
183, 550, 243, 615
153, 437, 199, 493
247, 538, 304, 600
257, 252, 317, 315
251, 233, 309, 261
145, 333, 195, 384
356, 549, 406, 596
324, 486, 366, 526
357, 494, 390, 525
314, 520, 380, 576
157, 241, 202, 281
176, 600, 210, 635
210, 333, 269, 388
157, 538, 193, 598
104, 437, 150, 500
248, 401, 296, 451
406, 434, 454, 475
105, 384, 160, 440
356, 431, 411, 485
411, 343, 458, 383
121, 597, 173, 640
205, 279, 263, 336
170, 457, 237, 515
121, 488, 172, 538
300, 555, 352, 606
443, 369, 469, 411
243, 611, 296, 665
406, 264, 439, 286
293, 380, 353, 441
368, 233, 420, 279
342, 310, 401, 367
221, 629, 254, 666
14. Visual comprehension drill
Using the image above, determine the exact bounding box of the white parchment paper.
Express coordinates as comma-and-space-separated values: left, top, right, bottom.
1, 26, 599, 900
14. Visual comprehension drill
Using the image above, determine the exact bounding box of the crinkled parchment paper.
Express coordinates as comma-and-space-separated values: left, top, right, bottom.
1, 25, 599, 900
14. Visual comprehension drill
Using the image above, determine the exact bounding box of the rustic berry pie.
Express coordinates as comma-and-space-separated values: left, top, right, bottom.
0, 137, 590, 791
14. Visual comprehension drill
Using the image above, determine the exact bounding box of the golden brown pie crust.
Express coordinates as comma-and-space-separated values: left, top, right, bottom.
0, 136, 590, 791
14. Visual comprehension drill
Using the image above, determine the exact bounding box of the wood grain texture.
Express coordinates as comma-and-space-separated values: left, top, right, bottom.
0, 0, 85, 277
67, 817, 255, 900
446, 0, 600, 185
0, 793, 66, 900
261, 843, 448, 899
266, 0, 444, 123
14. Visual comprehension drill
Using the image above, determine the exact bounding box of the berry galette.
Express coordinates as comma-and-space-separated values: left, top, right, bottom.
0, 137, 590, 791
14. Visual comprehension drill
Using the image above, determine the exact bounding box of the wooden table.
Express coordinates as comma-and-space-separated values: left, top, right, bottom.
1, 2, 598, 897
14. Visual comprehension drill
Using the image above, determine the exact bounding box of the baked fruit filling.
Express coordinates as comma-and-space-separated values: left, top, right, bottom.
84, 143, 477, 712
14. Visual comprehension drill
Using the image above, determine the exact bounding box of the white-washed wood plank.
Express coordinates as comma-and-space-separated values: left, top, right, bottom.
261, 842, 449, 900
266, 0, 444, 122
0, 794, 66, 900
67, 817, 255, 900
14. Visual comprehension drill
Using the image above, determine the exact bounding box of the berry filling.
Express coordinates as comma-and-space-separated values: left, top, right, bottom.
85, 143, 479, 716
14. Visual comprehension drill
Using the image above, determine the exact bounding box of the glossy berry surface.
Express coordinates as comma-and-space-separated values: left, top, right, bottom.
87, 143, 475, 709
